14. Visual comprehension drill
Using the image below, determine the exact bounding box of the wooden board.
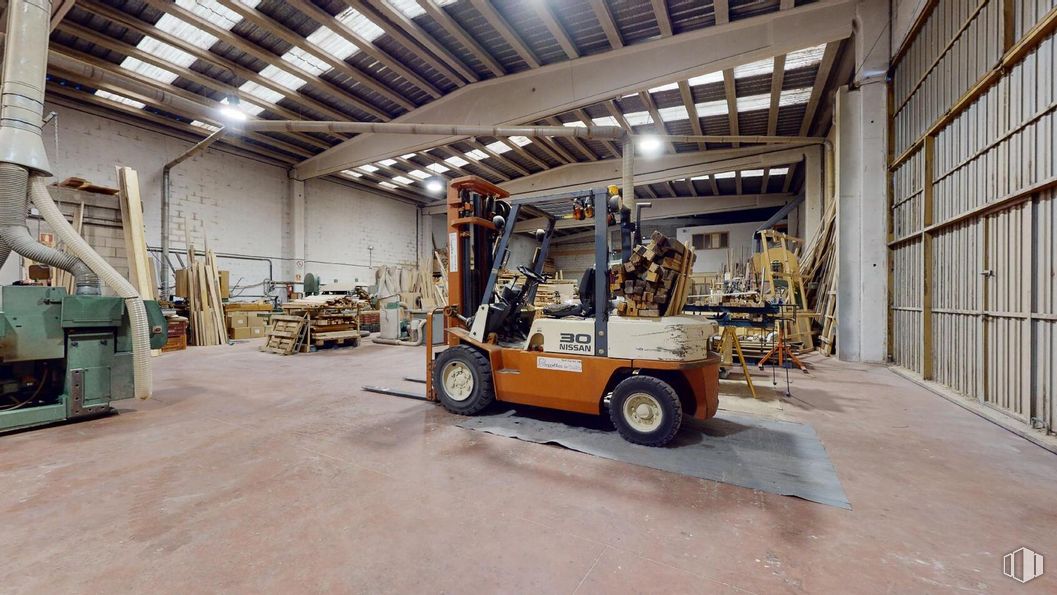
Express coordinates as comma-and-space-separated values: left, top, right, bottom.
116, 167, 154, 300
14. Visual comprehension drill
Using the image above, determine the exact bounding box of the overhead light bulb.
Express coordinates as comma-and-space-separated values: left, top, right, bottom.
426, 179, 444, 193
219, 96, 247, 122
637, 135, 662, 154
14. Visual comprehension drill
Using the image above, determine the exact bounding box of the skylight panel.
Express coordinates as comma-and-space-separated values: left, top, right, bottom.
713, 172, 736, 179
240, 81, 284, 105
120, 57, 179, 84
335, 6, 384, 42
137, 35, 197, 68
401, 153, 417, 159
562, 120, 587, 128
408, 169, 430, 179
741, 169, 765, 177
657, 105, 689, 122
648, 82, 679, 93
307, 25, 358, 62
392, 176, 414, 185
445, 155, 469, 167
342, 169, 363, 177
623, 111, 653, 126
733, 58, 773, 79
485, 142, 512, 154
176, 0, 258, 31
258, 65, 306, 91
358, 164, 379, 173
426, 163, 450, 174
591, 116, 618, 127
465, 149, 488, 161
378, 181, 398, 189
786, 44, 826, 70
191, 120, 220, 132
687, 72, 723, 86
509, 136, 532, 146
779, 88, 813, 106
693, 98, 728, 118
690, 175, 710, 181
153, 14, 218, 49
95, 90, 145, 109
282, 46, 330, 77
736, 94, 771, 112
389, 0, 457, 19
769, 166, 790, 175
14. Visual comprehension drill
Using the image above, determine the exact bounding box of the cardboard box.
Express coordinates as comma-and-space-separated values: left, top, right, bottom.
247, 313, 267, 328
227, 313, 249, 328
229, 326, 263, 340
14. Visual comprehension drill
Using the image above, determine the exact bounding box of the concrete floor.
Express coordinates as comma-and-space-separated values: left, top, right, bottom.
2, 340, 1056, 594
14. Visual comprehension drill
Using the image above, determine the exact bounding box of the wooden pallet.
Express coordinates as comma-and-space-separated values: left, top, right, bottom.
310, 330, 362, 348
261, 314, 308, 355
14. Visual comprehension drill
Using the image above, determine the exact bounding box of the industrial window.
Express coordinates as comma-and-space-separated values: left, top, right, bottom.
692, 232, 728, 250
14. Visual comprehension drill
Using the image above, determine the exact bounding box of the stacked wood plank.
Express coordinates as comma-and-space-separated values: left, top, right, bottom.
280, 295, 363, 351
184, 245, 228, 345
799, 200, 838, 354
611, 231, 696, 317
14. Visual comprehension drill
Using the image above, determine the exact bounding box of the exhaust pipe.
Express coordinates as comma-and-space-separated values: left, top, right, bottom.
0, 0, 153, 399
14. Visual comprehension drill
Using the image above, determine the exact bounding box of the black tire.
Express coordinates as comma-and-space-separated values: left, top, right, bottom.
432, 345, 495, 415
608, 375, 683, 446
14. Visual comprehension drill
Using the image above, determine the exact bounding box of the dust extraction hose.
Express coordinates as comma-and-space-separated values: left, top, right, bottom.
0, 163, 100, 294
30, 175, 153, 399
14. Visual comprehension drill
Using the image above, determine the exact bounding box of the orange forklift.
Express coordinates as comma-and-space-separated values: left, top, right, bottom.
426, 177, 720, 446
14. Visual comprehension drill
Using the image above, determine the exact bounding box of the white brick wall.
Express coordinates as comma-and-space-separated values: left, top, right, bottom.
304, 178, 418, 285
9, 101, 419, 298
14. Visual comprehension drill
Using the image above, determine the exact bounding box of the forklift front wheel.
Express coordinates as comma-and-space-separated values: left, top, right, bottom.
609, 376, 683, 447
433, 345, 496, 415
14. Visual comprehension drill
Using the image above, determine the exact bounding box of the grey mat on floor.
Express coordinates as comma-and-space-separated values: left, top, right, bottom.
457, 408, 850, 509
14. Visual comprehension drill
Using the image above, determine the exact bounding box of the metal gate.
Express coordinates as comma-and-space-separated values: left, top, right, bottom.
887, 0, 1056, 434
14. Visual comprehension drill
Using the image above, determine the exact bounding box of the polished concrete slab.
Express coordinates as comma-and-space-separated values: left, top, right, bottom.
2, 340, 1055, 593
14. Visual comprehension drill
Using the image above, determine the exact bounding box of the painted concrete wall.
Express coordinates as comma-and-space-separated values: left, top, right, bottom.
3, 102, 418, 298
676, 221, 764, 274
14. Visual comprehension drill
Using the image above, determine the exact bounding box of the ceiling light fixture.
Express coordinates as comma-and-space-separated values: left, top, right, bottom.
637, 135, 662, 154
218, 95, 247, 122
426, 179, 445, 193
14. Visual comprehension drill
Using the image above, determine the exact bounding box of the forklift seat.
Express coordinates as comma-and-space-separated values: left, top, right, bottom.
542, 267, 596, 319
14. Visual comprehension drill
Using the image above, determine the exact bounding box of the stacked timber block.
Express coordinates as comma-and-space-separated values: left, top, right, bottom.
279, 295, 363, 352
611, 231, 696, 317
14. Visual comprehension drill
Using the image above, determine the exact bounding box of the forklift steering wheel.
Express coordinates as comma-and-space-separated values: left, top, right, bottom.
516, 265, 547, 284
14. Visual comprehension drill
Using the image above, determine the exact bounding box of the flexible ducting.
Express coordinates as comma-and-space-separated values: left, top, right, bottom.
0, 163, 99, 294
30, 176, 152, 399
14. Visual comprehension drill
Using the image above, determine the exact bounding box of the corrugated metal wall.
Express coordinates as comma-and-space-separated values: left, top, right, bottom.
888, 0, 1056, 435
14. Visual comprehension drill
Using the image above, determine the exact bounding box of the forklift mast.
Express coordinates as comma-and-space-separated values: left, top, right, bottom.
444, 176, 639, 358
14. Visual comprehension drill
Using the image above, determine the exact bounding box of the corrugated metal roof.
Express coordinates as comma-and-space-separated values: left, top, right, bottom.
46, 0, 837, 203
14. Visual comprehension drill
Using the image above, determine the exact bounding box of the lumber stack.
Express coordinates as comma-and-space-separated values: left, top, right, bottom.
611, 231, 696, 317
184, 245, 228, 345
280, 295, 364, 351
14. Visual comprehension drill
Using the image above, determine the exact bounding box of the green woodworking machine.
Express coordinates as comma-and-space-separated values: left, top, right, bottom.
0, 0, 166, 433
0, 286, 167, 433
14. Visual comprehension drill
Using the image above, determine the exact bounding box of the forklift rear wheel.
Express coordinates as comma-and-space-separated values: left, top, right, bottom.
609, 376, 683, 447
433, 345, 495, 415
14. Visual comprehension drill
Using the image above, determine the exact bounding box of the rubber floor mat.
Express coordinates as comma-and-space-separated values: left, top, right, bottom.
457, 407, 850, 509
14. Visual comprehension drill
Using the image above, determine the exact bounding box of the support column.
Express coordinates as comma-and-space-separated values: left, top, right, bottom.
287, 176, 305, 283
803, 145, 823, 244
836, 0, 889, 363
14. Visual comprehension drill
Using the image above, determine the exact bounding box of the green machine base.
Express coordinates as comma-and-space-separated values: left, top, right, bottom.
0, 286, 167, 433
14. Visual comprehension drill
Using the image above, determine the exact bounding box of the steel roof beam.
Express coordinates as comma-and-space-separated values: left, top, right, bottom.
292, 0, 855, 179
417, 0, 505, 77
501, 145, 815, 198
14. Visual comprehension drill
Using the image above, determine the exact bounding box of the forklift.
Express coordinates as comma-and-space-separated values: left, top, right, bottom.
427, 177, 720, 447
